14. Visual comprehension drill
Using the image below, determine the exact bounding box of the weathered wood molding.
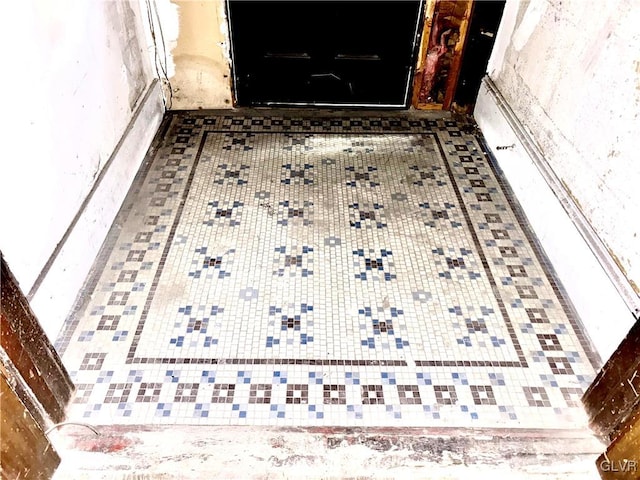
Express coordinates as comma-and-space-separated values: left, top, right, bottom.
1, 253, 72, 478
597, 411, 640, 479
0, 373, 61, 479
412, 0, 473, 110
1, 252, 75, 427
583, 319, 640, 441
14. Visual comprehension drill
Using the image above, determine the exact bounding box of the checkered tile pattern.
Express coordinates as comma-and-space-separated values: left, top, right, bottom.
57, 113, 598, 428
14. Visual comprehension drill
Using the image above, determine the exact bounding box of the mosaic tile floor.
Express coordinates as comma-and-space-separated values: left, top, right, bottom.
58, 113, 599, 428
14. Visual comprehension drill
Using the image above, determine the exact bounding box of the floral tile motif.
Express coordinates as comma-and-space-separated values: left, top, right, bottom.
58, 113, 598, 429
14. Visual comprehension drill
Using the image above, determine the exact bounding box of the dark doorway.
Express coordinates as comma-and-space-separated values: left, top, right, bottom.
227, 1, 424, 107
453, 0, 506, 111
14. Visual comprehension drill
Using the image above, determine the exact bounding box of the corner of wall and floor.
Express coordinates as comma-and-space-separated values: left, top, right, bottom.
473, 0, 640, 363
0, 0, 169, 345
29, 80, 165, 343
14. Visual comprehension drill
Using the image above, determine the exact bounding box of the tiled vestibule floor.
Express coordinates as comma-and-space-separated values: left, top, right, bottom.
57, 112, 599, 429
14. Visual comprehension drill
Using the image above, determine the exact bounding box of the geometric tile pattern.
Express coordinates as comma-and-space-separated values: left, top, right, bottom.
58, 113, 599, 428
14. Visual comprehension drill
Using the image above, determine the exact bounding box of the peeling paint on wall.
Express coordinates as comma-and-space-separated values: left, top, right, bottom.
151, 0, 232, 109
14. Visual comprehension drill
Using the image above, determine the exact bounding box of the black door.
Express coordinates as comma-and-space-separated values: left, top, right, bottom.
228, 1, 424, 107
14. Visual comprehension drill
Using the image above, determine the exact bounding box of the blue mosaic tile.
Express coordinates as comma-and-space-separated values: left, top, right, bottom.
59, 114, 598, 430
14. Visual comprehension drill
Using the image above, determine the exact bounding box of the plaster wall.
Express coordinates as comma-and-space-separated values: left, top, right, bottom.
475, 0, 640, 359
487, 0, 640, 293
0, 0, 161, 339
153, 0, 233, 109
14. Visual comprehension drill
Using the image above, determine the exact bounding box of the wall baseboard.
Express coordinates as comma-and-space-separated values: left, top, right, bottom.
29, 80, 165, 343
474, 77, 635, 363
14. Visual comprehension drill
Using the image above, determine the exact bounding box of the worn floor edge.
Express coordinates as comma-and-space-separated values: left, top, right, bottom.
51, 425, 604, 479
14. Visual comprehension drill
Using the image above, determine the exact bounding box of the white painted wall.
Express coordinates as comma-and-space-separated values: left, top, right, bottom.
475, 0, 640, 360
487, 0, 640, 293
0, 0, 162, 340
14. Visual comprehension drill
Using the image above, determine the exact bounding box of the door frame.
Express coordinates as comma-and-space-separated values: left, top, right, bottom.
410, 0, 474, 110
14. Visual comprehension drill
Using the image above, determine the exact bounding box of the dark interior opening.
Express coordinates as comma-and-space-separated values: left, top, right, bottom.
228, 0, 423, 107
453, 0, 506, 112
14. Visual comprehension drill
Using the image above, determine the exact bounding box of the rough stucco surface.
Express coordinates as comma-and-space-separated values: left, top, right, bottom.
488, 0, 640, 292
168, 0, 233, 109
1, 0, 155, 292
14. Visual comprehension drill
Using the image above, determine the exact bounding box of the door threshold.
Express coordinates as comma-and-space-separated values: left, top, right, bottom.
51, 425, 604, 479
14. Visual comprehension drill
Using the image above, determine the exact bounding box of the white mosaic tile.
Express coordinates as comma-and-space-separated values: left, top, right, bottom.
58, 114, 598, 429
